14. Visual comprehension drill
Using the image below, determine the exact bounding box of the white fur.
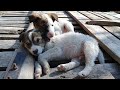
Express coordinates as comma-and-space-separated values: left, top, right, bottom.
38, 32, 100, 77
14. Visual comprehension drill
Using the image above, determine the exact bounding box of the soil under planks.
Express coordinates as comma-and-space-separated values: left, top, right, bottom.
0, 11, 120, 79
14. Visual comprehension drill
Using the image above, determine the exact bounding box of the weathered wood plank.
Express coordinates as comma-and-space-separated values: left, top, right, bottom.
103, 26, 120, 39
0, 24, 29, 28
103, 12, 120, 19
0, 34, 19, 40
4, 11, 29, 13
0, 71, 5, 79
0, 27, 26, 32
103, 63, 120, 79
0, 51, 15, 68
79, 11, 120, 40
0, 21, 29, 24
79, 11, 104, 20
3, 22, 35, 79
88, 11, 108, 19
0, 17, 29, 21
4, 47, 34, 79
40, 63, 115, 79
0, 40, 20, 49
0, 30, 21, 34
67, 11, 120, 64
95, 12, 120, 20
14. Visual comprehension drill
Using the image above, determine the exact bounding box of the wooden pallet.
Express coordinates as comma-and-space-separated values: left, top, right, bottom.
0, 11, 120, 79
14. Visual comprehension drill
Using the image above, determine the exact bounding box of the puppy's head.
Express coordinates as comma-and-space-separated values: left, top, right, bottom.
28, 12, 58, 41
19, 30, 45, 56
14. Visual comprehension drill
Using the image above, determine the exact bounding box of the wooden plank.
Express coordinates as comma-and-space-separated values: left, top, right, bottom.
103, 26, 120, 39
67, 11, 120, 64
0, 30, 21, 34
2, 15, 29, 17
0, 27, 26, 34
40, 63, 115, 79
2, 13, 29, 15
95, 12, 120, 20
0, 27, 25, 31
0, 21, 29, 24
103, 63, 120, 79
3, 22, 35, 79
0, 71, 5, 79
0, 51, 15, 68
79, 11, 120, 40
0, 17, 29, 21
4, 47, 34, 79
79, 11, 104, 20
0, 34, 19, 40
0, 24, 29, 28
88, 11, 108, 19
4, 11, 29, 13
57, 15, 70, 18
0, 40, 20, 49
103, 12, 120, 19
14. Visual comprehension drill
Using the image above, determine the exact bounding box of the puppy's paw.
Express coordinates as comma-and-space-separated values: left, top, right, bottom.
34, 73, 41, 79
78, 70, 89, 78
57, 64, 66, 71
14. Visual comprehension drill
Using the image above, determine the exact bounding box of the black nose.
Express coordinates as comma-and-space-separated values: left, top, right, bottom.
33, 49, 38, 55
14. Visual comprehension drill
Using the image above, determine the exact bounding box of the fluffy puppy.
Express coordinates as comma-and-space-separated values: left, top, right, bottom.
37, 32, 105, 77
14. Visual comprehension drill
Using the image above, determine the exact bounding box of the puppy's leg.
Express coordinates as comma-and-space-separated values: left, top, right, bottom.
57, 58, 80, 71
34, 61, 42, 79
39, 60, 50, 75
38, 47, 62, 74
78, 41, 99, 77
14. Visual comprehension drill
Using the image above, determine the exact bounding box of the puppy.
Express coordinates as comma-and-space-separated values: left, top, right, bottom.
28, 11, 74, 41
19, 29, 45, 56
37, 32, 105, 77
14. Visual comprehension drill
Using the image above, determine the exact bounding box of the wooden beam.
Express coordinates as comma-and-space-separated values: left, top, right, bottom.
0, 40, 20, 49
3, 22, 35, 79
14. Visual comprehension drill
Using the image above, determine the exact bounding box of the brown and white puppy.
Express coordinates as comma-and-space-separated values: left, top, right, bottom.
19, 29, 45, 56
28, 11, 74, 41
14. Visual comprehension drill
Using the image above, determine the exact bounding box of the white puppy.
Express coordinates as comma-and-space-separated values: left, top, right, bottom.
38, 32, 104, 77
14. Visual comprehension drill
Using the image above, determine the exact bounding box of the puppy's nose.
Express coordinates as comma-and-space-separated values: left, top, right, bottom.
47, 32, 54, 38
33, 49, 38, 55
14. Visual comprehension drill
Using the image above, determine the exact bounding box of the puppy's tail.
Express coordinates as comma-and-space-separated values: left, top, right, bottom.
97, 48, 105, 64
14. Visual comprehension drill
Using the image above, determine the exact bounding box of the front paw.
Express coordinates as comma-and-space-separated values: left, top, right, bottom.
78, 70, 90, 78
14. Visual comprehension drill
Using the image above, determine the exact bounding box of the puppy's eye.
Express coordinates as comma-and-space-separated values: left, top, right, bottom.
26, 41, 30, 45
36, 38, 40, 43
52, 24, 53, 26
25, 41, 31, 48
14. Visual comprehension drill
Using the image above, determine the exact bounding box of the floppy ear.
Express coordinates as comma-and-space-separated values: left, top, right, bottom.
28, 14, 37, 23
19, 32, 25, 42
28, 12, 40, 23
48, 13, 58, 22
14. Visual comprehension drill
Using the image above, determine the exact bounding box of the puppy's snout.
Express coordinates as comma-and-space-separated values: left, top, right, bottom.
47, 32, 54, 38
33, 49, 38, 55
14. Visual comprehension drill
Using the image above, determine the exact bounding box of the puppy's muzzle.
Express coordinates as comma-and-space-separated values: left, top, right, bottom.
33, 49, 38, 55
47, 32, 54, 38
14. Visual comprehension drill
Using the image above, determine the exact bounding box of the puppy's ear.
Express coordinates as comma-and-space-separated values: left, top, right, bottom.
19, 32, 25, 42
48, 13, 58, 22
28, 14, 37, 23
29, 12, 40, 22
